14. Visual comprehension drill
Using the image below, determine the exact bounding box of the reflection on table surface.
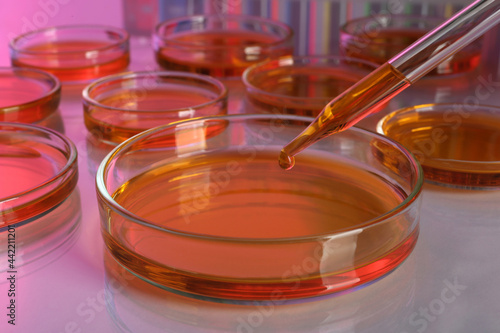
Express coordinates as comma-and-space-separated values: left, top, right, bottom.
0, 188, 81, 276
104, 249, 416, 333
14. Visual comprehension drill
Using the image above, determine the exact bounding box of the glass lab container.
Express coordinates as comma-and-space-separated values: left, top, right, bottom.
83, 71, 228, 143
0, 67, 60, 124
97, 114, 423, 301
10, 25, 130, 83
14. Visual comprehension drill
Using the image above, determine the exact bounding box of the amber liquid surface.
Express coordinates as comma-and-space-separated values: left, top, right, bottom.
13, 40, 129, 82
247, 66, 371, 117
106, 148, 417, 300
84, 85, 224, 143
383, 110, 500, 187
156, 30, 291, 77
279, 63, 410, 170
342, 28, 481, 75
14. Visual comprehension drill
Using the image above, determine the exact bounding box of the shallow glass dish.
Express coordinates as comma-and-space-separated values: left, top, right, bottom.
0, 122, 78, 228
10, 25, 129, 83
243, 56, 379, 117
377, 103, 500, 189
97, 114, 423, 301
0, 67, 60, 123
83, 71, 228, 144
0, 190, 81, 274
340, 14, 482, 75
153, 15, 293, 79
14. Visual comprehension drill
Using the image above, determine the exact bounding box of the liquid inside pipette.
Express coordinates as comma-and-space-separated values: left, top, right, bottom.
278, 0, 500, 170
279, 63, 410, 170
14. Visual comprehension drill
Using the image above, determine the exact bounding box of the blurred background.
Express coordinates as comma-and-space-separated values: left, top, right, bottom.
1, 0, 498, 71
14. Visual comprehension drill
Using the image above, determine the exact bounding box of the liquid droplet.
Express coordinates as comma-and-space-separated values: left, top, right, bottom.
278, 150, 295, 170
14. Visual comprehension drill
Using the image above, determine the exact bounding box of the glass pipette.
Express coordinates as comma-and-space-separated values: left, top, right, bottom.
279, 0, 500, 170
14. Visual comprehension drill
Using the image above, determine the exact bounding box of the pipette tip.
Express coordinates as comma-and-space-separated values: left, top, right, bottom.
278, 149, 295, 170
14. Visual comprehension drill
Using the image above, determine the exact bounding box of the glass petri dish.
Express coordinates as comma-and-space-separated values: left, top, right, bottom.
10, 25, 130, 83
153, 15, 294, 79
83, 71, 228, 144
0, 122, 78, 228
340, 15, 482, 75
377, 103, 500, 189
243, 55, 380, 117
0, 189, 81, 274
97, 114, 423, 301
0, 67, 60, 123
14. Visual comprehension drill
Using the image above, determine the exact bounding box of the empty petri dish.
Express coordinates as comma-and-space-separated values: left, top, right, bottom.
0, 123, 78, 228
377, 103, 500, 189
10, 25, 129, 83
243, 55, 380, 117
340, 15, 482, 75
97, 114, 423, 301
153, 15, 294, 78
83, 71, 228, 144
0, 67, 60, 123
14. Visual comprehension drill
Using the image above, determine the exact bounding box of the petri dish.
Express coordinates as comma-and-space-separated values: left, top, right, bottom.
340, 15, 482, 75
0, 67, 60, 123
10, 25, 130, 83
97, 114, 423, 301
0, 122, 78, 228
83, 71, 228, 144
377, 103, 500, 189
153, 14, 294, 78
243, 55, 380, 117
0, 189, 81, 274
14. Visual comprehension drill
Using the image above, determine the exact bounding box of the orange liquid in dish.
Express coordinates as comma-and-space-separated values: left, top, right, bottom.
247, 66, 370, 117
105, 149, 417, 300
0, 134, 77, 225
342, 28, 481, 75
383, 110, 500, 187
84, 85, 225, 143
12, 40, 129, 82
155, 30, 291, 77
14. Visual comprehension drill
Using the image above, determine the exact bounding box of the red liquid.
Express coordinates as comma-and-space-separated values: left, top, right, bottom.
12, 40, 129, 83
0, 133, 77, 225
105, 149, 417, 300
0, 71, 60, 123
155, 30, 292, 77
